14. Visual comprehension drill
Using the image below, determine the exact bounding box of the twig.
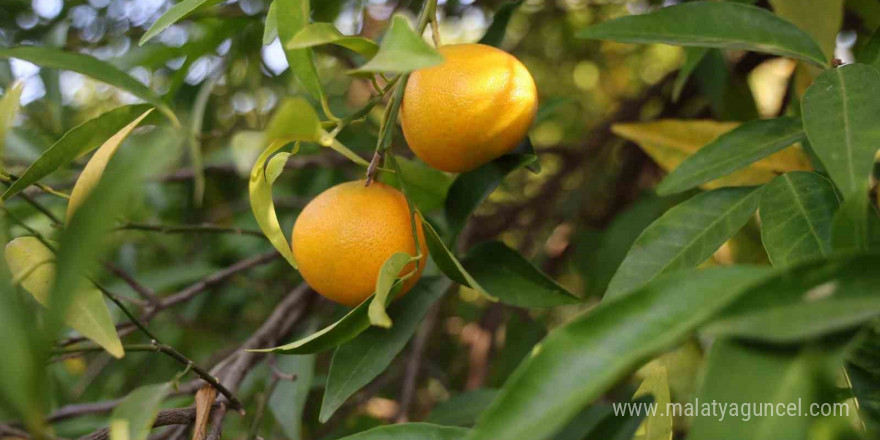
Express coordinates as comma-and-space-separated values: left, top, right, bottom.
246, 377, 281, 440
103, 262, 160, 305
76, 405, 221, 440
205, 404, 226, 440
116, 222, 265, 238
395, 304, 439, 422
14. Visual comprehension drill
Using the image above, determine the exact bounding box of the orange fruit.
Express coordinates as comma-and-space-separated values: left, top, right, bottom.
292, 180, 427, 307
401, 43, 538, 173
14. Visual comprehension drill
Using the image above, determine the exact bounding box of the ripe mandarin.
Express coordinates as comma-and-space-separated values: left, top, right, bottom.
292, 180, 426, 307
401, 43, 538, 172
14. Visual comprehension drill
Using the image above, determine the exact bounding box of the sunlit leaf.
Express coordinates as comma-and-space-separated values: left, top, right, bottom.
140, 0, 223, 45
5, 237, 123, 358
333, 423, 468, 440
2, 104, 154, 201
251, 302, 370, 354
0, 81, 24, 166
422, 219, 495, 301
249, 98, 323, 270
110, 383, 172, 440
350, 14, 443, 74
367, 252, 413, 328
466, 267, 772, 440
269, 354, 314, 440
632, 364, 672, 440
578, 2, 827, 67
479, 0, 524, 47
276, 0, 324, 100
263, 1, 278, 46
67, 109, 154, 221
759, 172, 839, 266
656, 117, 806, 196
462, 241, 579, 308
0, 47, 177, 124
288, 23, 379, 58
613, 120, 810, 191
605, 186, 763, 299
802, 64, 880, 197
320, 278, 449, 422
704, 253, 880, 342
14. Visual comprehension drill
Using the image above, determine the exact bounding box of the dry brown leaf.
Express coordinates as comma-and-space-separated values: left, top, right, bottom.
192, 384, 218, 440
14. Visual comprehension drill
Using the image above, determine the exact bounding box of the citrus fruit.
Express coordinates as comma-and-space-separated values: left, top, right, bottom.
401, 43, 538, 173
292, 180, 427, 307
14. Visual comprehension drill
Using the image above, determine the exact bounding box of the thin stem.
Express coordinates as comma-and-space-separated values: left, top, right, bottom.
54, 341, 244, 411
0, 172, 70, 199
116, 222, 265, 238
430, 14, 442, 47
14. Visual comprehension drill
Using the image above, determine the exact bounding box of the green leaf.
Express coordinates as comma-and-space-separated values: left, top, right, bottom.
605, 186, 762, 299
252, 301, 371, 354
427, 389, 500, 427
858, 27, 880, 71
109, 383, 172, 440
802, 64, 880, 196
656, 117, 805, 196
139, 0, 223, 45
462, 241, 579, 308
0, 47, 177, 124
288, 23, 379, 58
5, 237, 124, 358
269, 354, 314, 440
188, 73, 218, 205
688, 339, 846, 440
422, 219, 495, 301
349, 14, 444, 74
478, 0, 524, 47
320, 277, 449, 422
445, 141, 538, 236
704, 253, 880, 342
632, 364, 672, 440
2, 104, 154, 201
333, 423, 468, 440
276, 0, 324, 101
381, 156, 452, 213
768, 0, 843, 60
759, 172, 839, 266
368, 252, 413, 328
672, 48, 708, 102
0, 81, 23, 165
249, 98, 323, 270
831, 187, 880, 252
67, 109, 154, 221
466, 266, 773, 440
577, 2, 827, 67
263, 1, 278, 46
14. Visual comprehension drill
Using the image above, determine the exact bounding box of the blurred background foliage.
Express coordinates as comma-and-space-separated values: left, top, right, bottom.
1, 0, 878, 439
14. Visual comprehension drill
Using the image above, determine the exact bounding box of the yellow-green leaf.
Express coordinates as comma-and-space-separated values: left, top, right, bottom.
110, 383, 172, 440
66, 109, 154, 222
349, 14, 444, 75
0, 81, 24, 167
288, 23, 379, 58
633, 364, 673, 440
368, 252, 413, 328
612, 120, 811, 189
5, 237, 123, 358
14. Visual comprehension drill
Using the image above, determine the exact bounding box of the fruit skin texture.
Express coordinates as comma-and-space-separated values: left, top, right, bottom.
292, 180, 427, 307
401, 43, 538, 173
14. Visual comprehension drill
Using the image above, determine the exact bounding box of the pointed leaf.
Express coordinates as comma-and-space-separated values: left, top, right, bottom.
288, 23, 379, 58
251, 301, 370, 354
249, 98, 323, 270
831, 187, 880, 252
577, 2, 827, 67
422, 219, 495, 301
632, 364, 672, 440
759, 172, 839, 266
1, 104, 154, 201
0, 81, 24, 165
672, 48, 707, 102
368, 252, 413, 328
605, 186, 762, 299
0, 48, 177, 124
5, 237, 124, 358
657, 117, 806, 196
140, 0, 223, 45
768, 0, 843, 59
705, 253, 880, 342
320, 278, 449, 422
478, 0, 524, 47
613, 120, 810, 191
269, 354, 314, 440
350, 15, 443, 74
67, 109, 154, 221
381, 156, 453, 213
802, 64, 880, 196
276, 0, 324, 100
334, 423, 468, 440
466, 266, 773, 440
110, 383, 172, 440
263, 1, 278, 46
462, 241, 579, 308
859, 27, 880, 71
